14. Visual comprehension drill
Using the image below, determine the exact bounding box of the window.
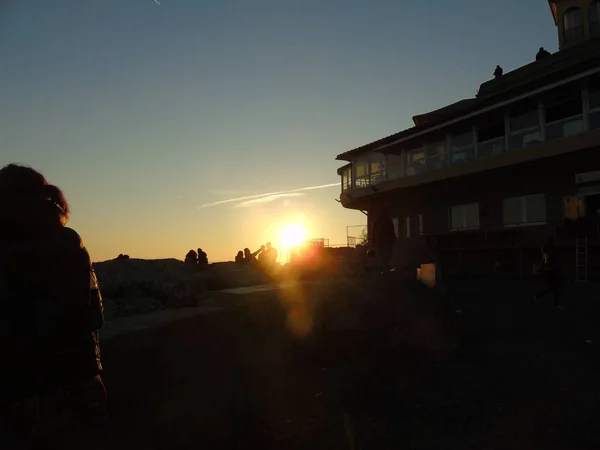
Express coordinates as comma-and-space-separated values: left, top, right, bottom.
404, 216, 411, 238
405, 147, 426, 176
354, 160, 369, 188
589, 75, 600, 130
340, 165, 352, 192
392, 218, 399, 237
450, 203, 480, 231
417, 214, 424, 236
544, 83, 584, 140
564, 7, 584, 44
502, 194, 546, 227
508, 99, 542, 150
386, 154, 404, 180
450, 130, 474, 164
591, 1, 600, 37
370, 156, 386, 184
425, 139, 447, 171
477, 111, 506, 158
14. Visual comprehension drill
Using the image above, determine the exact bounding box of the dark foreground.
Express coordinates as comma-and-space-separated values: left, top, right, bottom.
101, 278, 600, 450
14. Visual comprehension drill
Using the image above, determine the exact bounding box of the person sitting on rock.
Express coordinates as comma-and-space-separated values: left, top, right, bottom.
265, 242, 278, 267
257, 245, 267, 267
185, 249, 198, 268
235, 250, 244, 264
197, 248, 208, 268
244, 247, 261, 265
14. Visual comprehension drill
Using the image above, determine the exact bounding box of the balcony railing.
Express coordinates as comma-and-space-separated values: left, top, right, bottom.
340, 86, 600, 195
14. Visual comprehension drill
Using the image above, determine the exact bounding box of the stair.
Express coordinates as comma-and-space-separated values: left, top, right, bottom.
575, 236, 589, 282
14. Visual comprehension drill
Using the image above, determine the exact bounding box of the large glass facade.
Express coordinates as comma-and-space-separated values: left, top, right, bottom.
508, 99, 542, 150
544, 83, 584, 141
340, 77, 600, 193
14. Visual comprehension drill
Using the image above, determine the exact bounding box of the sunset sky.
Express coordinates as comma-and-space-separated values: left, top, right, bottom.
1, 0, 557, 262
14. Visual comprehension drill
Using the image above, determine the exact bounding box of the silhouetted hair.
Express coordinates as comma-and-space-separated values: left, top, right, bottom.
0, 163, 70, 228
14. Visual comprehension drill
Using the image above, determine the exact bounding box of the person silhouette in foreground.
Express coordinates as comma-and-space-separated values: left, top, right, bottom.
371, 208, 397, 271
235, 250, 244, 264
0, 164, 107, 449
532, 236, 563, 308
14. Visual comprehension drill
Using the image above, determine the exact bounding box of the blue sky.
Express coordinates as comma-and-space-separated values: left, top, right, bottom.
0, 0, 558, 262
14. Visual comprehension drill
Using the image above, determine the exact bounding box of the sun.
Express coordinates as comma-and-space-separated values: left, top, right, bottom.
278, 223, 307, 250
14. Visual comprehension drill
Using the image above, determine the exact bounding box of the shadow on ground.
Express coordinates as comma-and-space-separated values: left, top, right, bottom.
101, 276, 600, 450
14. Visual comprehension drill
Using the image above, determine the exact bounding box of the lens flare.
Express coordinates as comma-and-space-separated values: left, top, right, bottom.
279, 223, 307, 250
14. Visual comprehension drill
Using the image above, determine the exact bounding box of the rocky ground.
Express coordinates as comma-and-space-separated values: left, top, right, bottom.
94, 258, 272, 319
98, 274, 600, 450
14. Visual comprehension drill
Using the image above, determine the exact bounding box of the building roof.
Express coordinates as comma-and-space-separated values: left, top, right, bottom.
548, 0, 558, 26
336, 38, 600, 162
412, 99, 477, 127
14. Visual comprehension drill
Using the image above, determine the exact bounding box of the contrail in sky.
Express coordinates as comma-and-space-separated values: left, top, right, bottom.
236, 193, 305, 208
199, 183, 338, 209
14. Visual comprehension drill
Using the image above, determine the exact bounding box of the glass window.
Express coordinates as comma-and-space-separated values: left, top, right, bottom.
508, 100, 541, 150
354, 160, 370, 188
425, 139, 447, 171
478, 111, 505, 142
392, 218, 399, 237
509, 100, 539, 132
370, 157, 386, 184
591, 1, 600, 37
417, 214, 424, 236
405, 147, 426, 176
340, 165, 352, 192
590, 110, 600, 130
386, 154, 404, 180
404, 216, 411, 238
502, 194, 546, 226
477, 111, 506, 159
544, 84, 584, 140
450, 130, 474, 164
589, 75, 600, 111
508, 129, 543, 150
545, 84, 582, 123
564, 7, 584, 44
449, 203, 480, 231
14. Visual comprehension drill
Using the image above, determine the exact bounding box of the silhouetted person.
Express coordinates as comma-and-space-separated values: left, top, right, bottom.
536, 47, 551, 61
494, 65, 503, 79
244, 247, 261, 264
532, 236, 562, 308
235, 250, 244, 264
265, 242, 278, 267
185, 249, 198, 268
257, 244, 267, 267
197, 248, 208, 268
0, 164, 106, 448
371, 208, 396, 270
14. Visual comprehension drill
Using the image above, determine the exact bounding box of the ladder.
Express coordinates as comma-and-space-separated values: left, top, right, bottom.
575, 236, 589, 282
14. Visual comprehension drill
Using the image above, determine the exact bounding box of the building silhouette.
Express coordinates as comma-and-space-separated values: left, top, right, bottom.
336, 0, 600, 281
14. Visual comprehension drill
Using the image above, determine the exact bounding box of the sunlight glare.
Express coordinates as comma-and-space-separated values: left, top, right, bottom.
279, 223, 307, 250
